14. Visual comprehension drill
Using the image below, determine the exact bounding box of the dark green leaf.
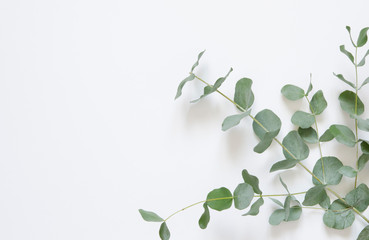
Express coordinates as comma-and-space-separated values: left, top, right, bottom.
358, 154, 369, 171
312, 156, 343, 185
269, 209, 285, 225
242, 169, 262, 194
358, 118, 369, 132
281, 84, 305, 100
338, 90, 365, 116
253, 130, 277, 153
291, 111, 315, 128
233, 183, 254, 210
191, 50, 205, 72
357, 226, 369, 240
198, 203, 210, 229
138, 209, 163, 222
282, 131, 310, 160
270, 198, 284, 207
298, 127, 318, 144
222, 110, 251, 131
270, 159, 298, 172
234, 78, 254, 111
333, 73, 355, 89
361, 141, 369, 154
329, 124, 356, 147
323, 199, 355, 230
320, 128, 334, 142
339, 45, 355, 64
159, 222, 170, 240
346, 184, 369, 212
310, 90, 328, 115
302, 185, 327, 206
358, 49, 369, 67
338, 166, 357, 178
357, 27, 369, 47
175, 74, 195, 99
346, 26, 357, 47
360, 77, 369, 89
242, 198, 264, 216
206, 187, 233, 211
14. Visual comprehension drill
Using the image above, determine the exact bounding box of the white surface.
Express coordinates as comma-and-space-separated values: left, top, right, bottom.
1, 0, 369, 239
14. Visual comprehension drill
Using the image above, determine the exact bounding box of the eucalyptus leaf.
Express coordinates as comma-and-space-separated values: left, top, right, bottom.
358, 49, 369, 67
270, 159, 298, 172
338, 90, 364, 116
242, 198, 264, 216
282, 131, 309, 160
281, 84, 305, 100
222, 110, 251, 131
234, 78, 254, 111
175, 74, 195, 99
319, 194, 331, 209
302, 185, 328, 206
338, 166, 357, 178
270, 198, 284, 207
358, 118, 369, 132
339, 45, 355, 64
198, 203, 210, 229
310, 90, 328, 115
139, 209, 164, 222
360, 77, 369, 89
206, 187, 233, 211
345, 184, 369, 212
191, 50, 205, 72
284, 195, 291, 220
252, 109, 281, 140
312, 156, 343, 185
323, 206, 355, 229
358, 154, 369, 171
329, 124, 356, 147
333, 73, 355, 89
159, 222, 171, 240
279, 176, 290, 194
291, 111, 315, 128
286, 206, 302, 222
306, 81, 313, 96
357, 27, 369, 47
361, 141, 369, 154
242, 169, 262, 194
320, 128, 335, 142
269, 209, 285, 225
346, 26, 357, 47
357, 226, 369, 240
253, 130, 277, 153
233, 183, 254, 210
298, 127, 318, 144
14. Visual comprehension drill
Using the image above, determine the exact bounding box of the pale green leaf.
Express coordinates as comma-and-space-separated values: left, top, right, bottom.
291, 111, 315, 128
159, 222, 171, 240
282, 131, 309, 160
242, 198, 264, 216
270, 159, 298, 172
286, 206, 302, 222
281, 84, 305, 100
283, 195, 291, 220
298, 127, 318, 144
306, 80, 313, 96
302, 185, 328, 206
310, 90, 328, 115
358, 118, 369, 132
270, 198, 283, 207
242, 169, 262, 194
312, 156, 343, 185
191, 50, 205, 72
339, 45, 355, 64
338, 166, 357, 178
175, 74, 195, 99
329, 124, 356, 147
323, 199, 355, 230
346, 26, 357, 47
333, 73, 355, 89
222, 110, 251, 131
338, 90, 364, 116
357, 27, 369, 47
206, 187, 233, 211
253, 130, 277, 153
139, 209, 163, 222
269, 209, 285, 225
358, 154, 369, 171
360, 77, 369, 89
234, 78, 254, 111
233, 183, 254, 210
358, 49, 369, 67
345, 184, 369, 212
357, 226, 369, 240
279, 176, 290, 194
198, 203, 210, 229
319, 194, 331, 209
320, 128, 334, 142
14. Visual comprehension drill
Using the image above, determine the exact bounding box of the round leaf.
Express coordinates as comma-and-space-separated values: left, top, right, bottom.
233, 183, 254, 210
312, 156, 343, 185
252, 109, 281, 140
310, 90, 327, 115
345, 184, 369, 212
281, 84, 305, 100
323, 199, 355, 230
302, 185, 328, 206
269, 209, 285, 225
291, 111, 315, 128
298, 127, 318, 144
206, 187, 233, 211
234, 78, 254, 111
338, 90, 364, 116
329, 124, 356, 147
282, 131, 310, 160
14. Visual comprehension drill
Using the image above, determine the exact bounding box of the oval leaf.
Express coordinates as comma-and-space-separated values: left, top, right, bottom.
329, 124, 356, 147
234, 78, 254, 111
252, 109, 281, 139
310, 90, 328, 115
139, 209, 163, 222
358, 154, 369, 171
281, 84, 305, 100
298, 127, 318, 144
233, 183, 254, 210
338, 90, 364, 116
270, 159, 298, 172
338, 166, 357, 178
312, 156, 343, 185
291, 111, 315, 128
358, 226, 369, 240
302, 185, 328, 206
345, 184, 369, 212
222, 110, 251, 131
159, 222, 170, 240
282, 131, 310, 160
358, 118, 369, 132
198, 203, 210, 229
206, 187, 233, 211
242, 198, 264, 216
323, 199, 355, 230
357, 27, 369, 47
269, 209, 285, 225
319, 128, 335, 142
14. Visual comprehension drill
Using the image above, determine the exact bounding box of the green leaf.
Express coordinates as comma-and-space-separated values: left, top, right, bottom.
175, 74, 195, 99
283, 195, 291, 220
191, 68, 233, 103
233, 183, 254, 210
358, 154, 369, 171
329, 124, 356, 147
279, 176, 290, 194
312, 156, 343, 185
306, 80, 313, 96
360, 77, 369, 89
345, 184, 369, 212
357, 226, 369, 240
338, 166, 357, 178
357, 27, 369, 47
319, 128, 334, 142
339, 45, 355, 64
282, 131, 309, 160
242, 169, 262, 194
323, 199, 355, 230
159, 222, 170, 240
310, 90, 328, 115
221, 110, 251, 131
298, 127, 318, 144
206, 187, 233, 211
286, 206, 302, 222
319, 194, 331, 209
191, 50, 205, 72
302, 185, 328, 206
242, 198, 264, 216
269, 209, 285, 225
358, 49, 369, 67
338, 90, 364, 116
346, 26, 357, 47
333, 73, 355, 89
253, 130, 277, 153
361, 141, 369, 154
234, 78, 254, 111
198, 203, 210, 229
138, 209, 164, 222
270, 198, 283, 207
270, 159, 298, 172
358, 118, 369, 132
281, 84, 305, 100
291, 111, 315, 128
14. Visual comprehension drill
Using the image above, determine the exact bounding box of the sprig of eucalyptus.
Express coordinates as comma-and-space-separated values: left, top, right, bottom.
139, 26, 369, 240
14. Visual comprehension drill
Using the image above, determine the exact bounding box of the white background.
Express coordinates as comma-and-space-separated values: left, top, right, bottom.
1, 0, 369, 239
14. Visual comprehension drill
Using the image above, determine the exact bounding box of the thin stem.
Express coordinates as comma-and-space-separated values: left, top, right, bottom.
302, 206, 327, 211
354, 46, 359, 188
258, 191, 306, 197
